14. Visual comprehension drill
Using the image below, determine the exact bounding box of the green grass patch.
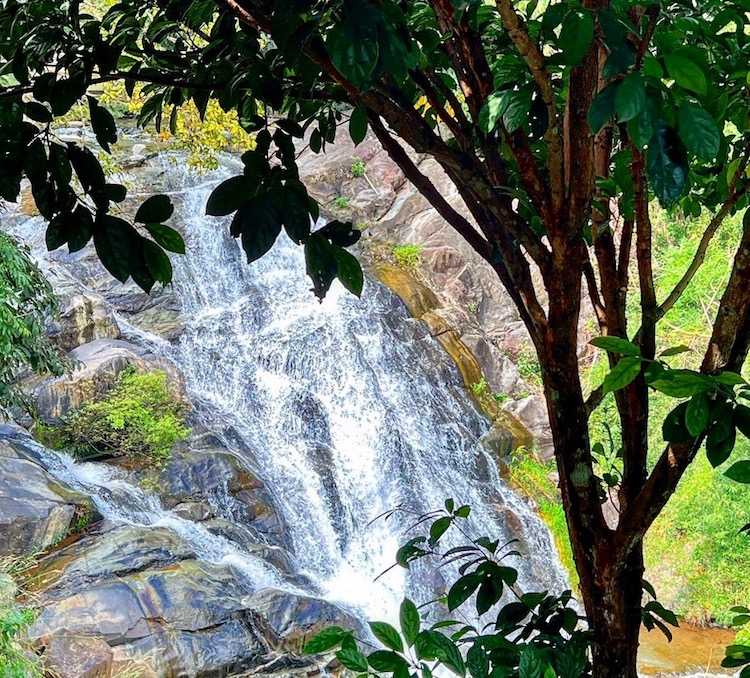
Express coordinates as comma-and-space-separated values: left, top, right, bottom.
392, 244, 422, 270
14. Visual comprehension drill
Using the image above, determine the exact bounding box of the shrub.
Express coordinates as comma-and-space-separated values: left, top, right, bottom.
392, 244, 422, 270
58, 367, 188, 467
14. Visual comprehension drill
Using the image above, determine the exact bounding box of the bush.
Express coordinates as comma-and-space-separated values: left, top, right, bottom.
58, 367, 188, 467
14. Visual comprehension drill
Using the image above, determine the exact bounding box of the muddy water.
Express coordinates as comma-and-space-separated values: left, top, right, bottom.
639, 623, 737, 676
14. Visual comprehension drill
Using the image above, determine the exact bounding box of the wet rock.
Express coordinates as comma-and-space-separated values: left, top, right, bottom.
43, 635, 113, 678
0, 438, 83, 557
502, 396, 554, 461
29, 338, 186, 424
49, 292, 120, 352
33, 525, 196, 599
247, 588, 360, 651
31, 560, 274, 677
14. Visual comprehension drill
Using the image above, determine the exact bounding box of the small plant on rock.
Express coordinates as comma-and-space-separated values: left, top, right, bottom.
392, 244, 421, 270
58, 367, 188, 468
350, 157, 366, 177
334, 196, 350, 209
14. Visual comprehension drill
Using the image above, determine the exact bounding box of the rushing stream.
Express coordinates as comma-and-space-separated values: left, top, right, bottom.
9, 158, 735, 676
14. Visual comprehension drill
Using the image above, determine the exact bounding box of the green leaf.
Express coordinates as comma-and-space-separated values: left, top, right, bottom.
664, 53, 707, 95
281, 182, 312, 244
88, 96, 117, 153
685, 393, 710, 437
447, 573, 481, 611
349, 106, 368, 146
650, 369, 713, 397
431, 633, 466, 677
503, 87, 533, 133
400, 599, 420, 647
94, 215, 137, 283
143, 240, 173, 284
337, 647, 369, 672
479, 91, 510, 133
518, 644, 544, 678
476, 576, 504, 616
647, 122, 689, 207
714, 372, 746, 386
303, 627, 347, 654
734, 405, 750, 438
368, 650, 409, 672
725, 461, 750, 484
136, 195, 174, 224
678, 103, 721, 160
602, 356, 643, 394
429, 516, 452, 544
590, 336, 641, 356
660, 345, 691, 357
332, 246, 363, 296
707, 424, 736, 468
369, 621, 403, 652
559, 10, 594, 66
233, 194, 283, 264
206, 176, 255, 216
145, 224, 185, 254
306, 233, 338, 299
588, 82, 619, 134
615, 74, 646, 123
327, 24, 380, 88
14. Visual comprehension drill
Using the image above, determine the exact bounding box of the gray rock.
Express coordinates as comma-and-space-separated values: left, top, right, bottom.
0, 439, 83, 557
50, 292, 120, 352
43, 635, 113, 678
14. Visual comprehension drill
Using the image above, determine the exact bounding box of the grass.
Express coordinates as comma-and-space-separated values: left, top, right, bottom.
53, 367, 189, 469
392, 243, 422, 270
0, 559, 42, 677
507, 452, 578, 589
350, 157, 366, 177
334, 196, 350, 209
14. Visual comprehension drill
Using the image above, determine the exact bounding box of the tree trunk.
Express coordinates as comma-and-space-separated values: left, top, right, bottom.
585, 545, 644, 678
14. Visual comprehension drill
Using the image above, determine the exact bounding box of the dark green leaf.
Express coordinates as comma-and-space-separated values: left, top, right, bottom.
663, 402, 690, 443
303, 626, 347, 654
588, 82, 619, 135
518, 644, 544, 678
336, 647, 369, 672
602, 356, 643, 394
615, 74, 646, 123
146, 224, 185, 254
590, 336, 641, 356
332, 246, 363, 297
369, 621, 403, 652
707, 425, 736, 468
734, 405, 750, 438
447, 574, 481, 611
143, 240, 173, 284
368, 650, 409, 672
664, 53, 707, 95
685, 393, 710, 437
349, 106, 368, 146
647, 122, 689, 207
479, 91, 510, 133
559, 10, 594, 66
660, 346, 691, 357
206, 176, 255, 216
724, 460, 750, 483
649, 369, 712, 397
678, 103, 721, 160
136, 195, 174, 223
94, 215, 137, 283
399, 599, 420, 647
88, 96, 117, 153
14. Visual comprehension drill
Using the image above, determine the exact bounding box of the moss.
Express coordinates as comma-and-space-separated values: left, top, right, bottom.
57, 367, 189, 469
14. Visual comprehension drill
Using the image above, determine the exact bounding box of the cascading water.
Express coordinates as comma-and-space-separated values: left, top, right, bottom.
144, 162, 570, 623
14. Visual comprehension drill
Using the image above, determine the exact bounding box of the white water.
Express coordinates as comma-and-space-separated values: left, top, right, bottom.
151, 167, 570, 623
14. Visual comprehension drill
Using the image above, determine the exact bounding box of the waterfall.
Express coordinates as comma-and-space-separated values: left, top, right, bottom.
9, 157, 569, 628
154, 163, 570, 623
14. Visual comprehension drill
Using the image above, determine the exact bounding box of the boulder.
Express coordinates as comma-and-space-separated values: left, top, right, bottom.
29, 338, 186, 424
247, 588, 360, 651
33, 525, 196, 599
30, 560, 275, 677
43, 635, 113, 678
0, 438, 83, 557
50, 292, 120, 352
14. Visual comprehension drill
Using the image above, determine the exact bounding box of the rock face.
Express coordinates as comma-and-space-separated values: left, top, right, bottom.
296, 134, 561, 459
0, 436, 86, 558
